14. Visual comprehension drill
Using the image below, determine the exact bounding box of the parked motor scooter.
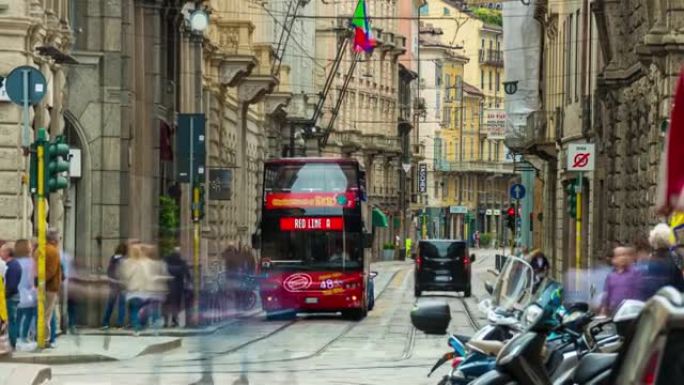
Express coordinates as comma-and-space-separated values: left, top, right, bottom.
467, 298, 644, 385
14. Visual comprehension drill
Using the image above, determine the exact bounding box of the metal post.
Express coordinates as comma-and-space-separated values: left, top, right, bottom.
36, 129, 46, 348
192, 185, 201, 325
575, 173, 583, 289
22, 70, 30, 148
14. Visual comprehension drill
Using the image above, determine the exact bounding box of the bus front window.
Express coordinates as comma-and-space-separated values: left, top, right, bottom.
262, 231, 362, 271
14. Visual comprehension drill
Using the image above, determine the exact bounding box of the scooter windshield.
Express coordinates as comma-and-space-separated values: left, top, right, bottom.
492, 256, 535, 311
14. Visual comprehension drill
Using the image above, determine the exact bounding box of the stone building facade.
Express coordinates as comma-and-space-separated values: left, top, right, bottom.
0, 1, 72, 243
591, 0, 683, 251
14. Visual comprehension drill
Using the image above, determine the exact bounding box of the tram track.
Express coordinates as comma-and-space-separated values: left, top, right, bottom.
154, 267, 405, 367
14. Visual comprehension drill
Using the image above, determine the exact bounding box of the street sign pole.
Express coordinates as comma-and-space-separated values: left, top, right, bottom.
35, 128, 47, 349
192, 183, 201, 326
22, 70, 29, 148
575, 173, 583, 290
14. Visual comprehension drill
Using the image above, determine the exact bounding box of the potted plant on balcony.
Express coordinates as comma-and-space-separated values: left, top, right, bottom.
382, 242, 396, 261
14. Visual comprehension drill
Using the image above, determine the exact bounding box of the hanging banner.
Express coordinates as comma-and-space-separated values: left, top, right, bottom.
503, 0, 541, 148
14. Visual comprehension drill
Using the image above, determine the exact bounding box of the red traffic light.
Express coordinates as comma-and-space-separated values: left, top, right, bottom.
507, 207, 516, 217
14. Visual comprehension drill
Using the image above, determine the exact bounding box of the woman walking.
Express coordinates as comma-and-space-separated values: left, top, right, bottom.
14, 240, 35, 349
119, 243, 149, 335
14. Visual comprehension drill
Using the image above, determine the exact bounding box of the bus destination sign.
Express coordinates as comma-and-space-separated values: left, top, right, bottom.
266, 192, 356, 209
280, 217, 344, 231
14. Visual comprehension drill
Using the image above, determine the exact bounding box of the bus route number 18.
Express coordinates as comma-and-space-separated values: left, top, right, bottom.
320, 279, 334, 289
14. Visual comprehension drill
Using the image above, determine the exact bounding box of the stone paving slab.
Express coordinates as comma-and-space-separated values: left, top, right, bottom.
0, 363, 51, 385
1, 335, 181, 365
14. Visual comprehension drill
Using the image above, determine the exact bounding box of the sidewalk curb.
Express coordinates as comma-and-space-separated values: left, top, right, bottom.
79, 308, 263, 338
0, 364, 52, 385
1, 337, 182, 365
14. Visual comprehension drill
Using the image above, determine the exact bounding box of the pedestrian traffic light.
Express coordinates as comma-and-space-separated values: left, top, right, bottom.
566, 180, 577, 219
46, 135, 70, 192
506, 206, 516, 231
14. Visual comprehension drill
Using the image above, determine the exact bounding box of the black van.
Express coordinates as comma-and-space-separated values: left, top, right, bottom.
414, 239, 473, 297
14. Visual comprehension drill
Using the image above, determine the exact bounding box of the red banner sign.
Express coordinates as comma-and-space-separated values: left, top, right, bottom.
265, 192, 356, 209
280, 217, 344, 231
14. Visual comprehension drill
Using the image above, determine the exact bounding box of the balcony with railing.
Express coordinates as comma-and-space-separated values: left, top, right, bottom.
479, 49, 504, 67
435, 159, 515, 174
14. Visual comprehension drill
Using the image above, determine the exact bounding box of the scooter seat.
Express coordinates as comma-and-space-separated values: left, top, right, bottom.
467, 340, 505, 356
573, 353, 617, 384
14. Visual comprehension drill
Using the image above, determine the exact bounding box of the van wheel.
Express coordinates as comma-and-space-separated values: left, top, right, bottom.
414, 287, 422, 297
464, 285, 472, 298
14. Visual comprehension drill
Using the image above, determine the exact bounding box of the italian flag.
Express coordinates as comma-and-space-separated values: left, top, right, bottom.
351, 0, 376, 53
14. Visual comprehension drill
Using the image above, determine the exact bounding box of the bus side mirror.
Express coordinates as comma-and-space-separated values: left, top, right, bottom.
363, 232, 373, 248
251, 233, 261, 249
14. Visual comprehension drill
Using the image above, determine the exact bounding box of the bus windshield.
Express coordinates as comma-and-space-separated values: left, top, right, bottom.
262, 231, 363, 271
265, 163, 359, 193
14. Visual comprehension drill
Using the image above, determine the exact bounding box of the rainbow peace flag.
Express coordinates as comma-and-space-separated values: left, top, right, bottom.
351, 0, 376, 53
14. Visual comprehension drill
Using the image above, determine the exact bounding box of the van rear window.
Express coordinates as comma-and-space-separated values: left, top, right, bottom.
420, 242, 466, 259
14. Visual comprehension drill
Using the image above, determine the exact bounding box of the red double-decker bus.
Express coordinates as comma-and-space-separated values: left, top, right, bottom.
255, 158, 373, 320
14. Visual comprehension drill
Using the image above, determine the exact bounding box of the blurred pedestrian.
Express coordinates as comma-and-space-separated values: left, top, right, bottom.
634, 234, 651, 262
528, 249, 550, 288
141, 244, 169, 333
101, 242, 128, 329
14, 240, 35, 348
60, 248, 76, 333
36, 228, 62, 347
601, 246, 641, 316
639, 224, 684, 299
1, 242, 20, 349
163, 247, 190, 327
120, 243, 148, 335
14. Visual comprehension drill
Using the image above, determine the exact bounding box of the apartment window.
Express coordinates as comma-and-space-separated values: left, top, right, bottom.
481, 70, 484, 89
419, 4, 428, 15
443, 7, 450, 15
488, 140, 492, 161
443, 178, 448, 197
443, 106, 450, 126
496, 72, 500, 92
481, 39, 485, 48
470, 136, 474, 159
488, 71, 493, 91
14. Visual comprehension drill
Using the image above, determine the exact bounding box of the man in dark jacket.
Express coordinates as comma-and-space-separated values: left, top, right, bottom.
2, 242, 21, 348
164, 248, 190, 327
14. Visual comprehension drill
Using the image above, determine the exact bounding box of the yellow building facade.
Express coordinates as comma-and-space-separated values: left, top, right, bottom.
423, 0, 513, 244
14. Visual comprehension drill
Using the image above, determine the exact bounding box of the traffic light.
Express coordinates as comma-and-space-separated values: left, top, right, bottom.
46, 135, 70, 192
566, 180, 577, 218
506, 206, 516, 231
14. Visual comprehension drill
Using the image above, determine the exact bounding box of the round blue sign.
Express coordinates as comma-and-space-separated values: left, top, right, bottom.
509, 184, 526, 200
5, 66, 47, 106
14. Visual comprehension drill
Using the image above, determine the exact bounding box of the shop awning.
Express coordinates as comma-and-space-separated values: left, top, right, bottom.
372, 207, 389, 228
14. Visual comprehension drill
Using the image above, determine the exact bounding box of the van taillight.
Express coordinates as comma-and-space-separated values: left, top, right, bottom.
416, 255, 423, 270
463, 255, 471, 265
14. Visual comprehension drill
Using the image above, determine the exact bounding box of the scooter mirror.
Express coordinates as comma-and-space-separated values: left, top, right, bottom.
484, 281, 494, 295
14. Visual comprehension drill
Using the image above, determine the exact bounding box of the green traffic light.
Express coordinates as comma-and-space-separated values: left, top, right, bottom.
46, 136, 71, 193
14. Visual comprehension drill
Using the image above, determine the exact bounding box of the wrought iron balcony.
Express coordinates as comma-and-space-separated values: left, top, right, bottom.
479, 49, 504, 67
435, 159, 516, 174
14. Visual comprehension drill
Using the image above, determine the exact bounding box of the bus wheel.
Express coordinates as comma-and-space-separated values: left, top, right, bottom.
343, 307, 367, 321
